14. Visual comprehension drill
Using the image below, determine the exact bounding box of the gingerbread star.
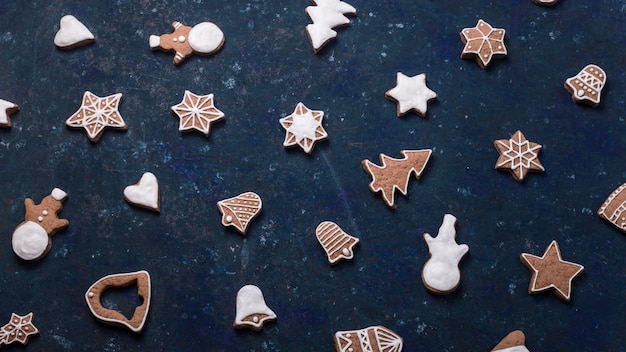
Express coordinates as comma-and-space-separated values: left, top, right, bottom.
0, 312, 39, 347
0, 99, 19, 127
66, 91, 127, 142
494, 130, 544, 182
460, 19, 507, 68
279, 102, 328, 154
520, 240, 584, 302
171, 90, 225, 136
385, 72, 437, 117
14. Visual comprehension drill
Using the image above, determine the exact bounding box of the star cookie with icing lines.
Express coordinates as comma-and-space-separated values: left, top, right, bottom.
279, 102, 328, 154
460, 19, 507, 68
520, 240, 584, 302
0, 312, 39, 347
66, 91, 127, 142
494, 130, 544, 182
386, 72, 437, 117
171, 90, 225, 137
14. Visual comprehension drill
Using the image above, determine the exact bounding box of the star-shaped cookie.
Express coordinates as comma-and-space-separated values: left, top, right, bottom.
279, 102, 328, 154
66, 91, 126, 142
385, 72, 437, 117
0, 99, 19, 127
0, 312, 39, 347
494, 130, 544, 182
460, 19, 507, 68
171, 90, 225, 136
520, 240, 584, 302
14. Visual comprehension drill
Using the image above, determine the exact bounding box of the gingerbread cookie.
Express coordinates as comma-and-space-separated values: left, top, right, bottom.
385, 72, 437, 117
0, 313, 39, 347
460, 19, 507, 68
66, 91, 126, 143
564, 64, 606, 107
234, 285, 276, 331
316, 221, 359, 265
171, 90, 225, 136
85, 270, 151, 333
491, 330, 529, 352
362, 149, 432, 208
150, 21, 224, 65
0, 99, 19, 127
217, 192, 262, 235
11, 188, 69, 261
520, 240, 584, 302
334, 325, 403, 352
422, 214, 469, 294
54, 15, 95, 49
494, 130, 544, 182
305, 0, 356, 54
124, 172, 160, 212
598, 181, 626, 233
279, 102, 328, 154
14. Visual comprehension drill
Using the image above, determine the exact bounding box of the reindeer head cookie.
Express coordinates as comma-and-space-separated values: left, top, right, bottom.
150, 21, 224, 65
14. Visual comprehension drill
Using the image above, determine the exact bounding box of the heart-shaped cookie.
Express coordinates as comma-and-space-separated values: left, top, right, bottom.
124, 172, 159, 212
54, 15, 95, 49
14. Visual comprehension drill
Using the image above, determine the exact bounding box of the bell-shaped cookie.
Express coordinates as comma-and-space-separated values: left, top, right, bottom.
316, 221, 359, 265
217, 192, 262, 235
233, 285, 276, 331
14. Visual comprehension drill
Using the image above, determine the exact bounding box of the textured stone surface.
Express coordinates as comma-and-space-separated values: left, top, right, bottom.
0, 1, 625, 351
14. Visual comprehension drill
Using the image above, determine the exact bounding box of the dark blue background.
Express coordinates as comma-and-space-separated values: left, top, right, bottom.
1, 1, 625, 351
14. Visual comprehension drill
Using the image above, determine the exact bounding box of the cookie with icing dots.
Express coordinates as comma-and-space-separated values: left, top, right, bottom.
150, 21, 224, 65
233, 285, 276, 331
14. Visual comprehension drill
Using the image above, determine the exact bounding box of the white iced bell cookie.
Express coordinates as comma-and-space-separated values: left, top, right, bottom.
386, 72, 437, 117
54, 15, 95, 49
422, 214, 469, 294
123, 172, 160, 212
234, 285, 276, 331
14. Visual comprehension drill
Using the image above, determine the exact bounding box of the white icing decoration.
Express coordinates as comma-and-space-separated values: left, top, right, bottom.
226, 215, 233, 223
305, 0, 356, 52
53, 15, 95, 48
386, 72, 437, 117
279, 102, 328, 154
188, 22, 224, 54
149, 35, 161, 48
334, 326, 403, 352
123, 172, 159, 211
234, 285, 276, 329
37, 216, 43, 222
12, 221, 49, 261
422, 214, 469, 293
51, 188, 68, 201
42, 210, 48, 216
494, 347, 530, 352
565, 64, 606, 106
0, 99, 18, 125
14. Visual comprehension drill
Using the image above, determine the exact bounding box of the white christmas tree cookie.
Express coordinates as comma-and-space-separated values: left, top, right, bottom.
217, 192, 262, 235
233, 285, 276, 331
124, 172, 160, 212
279, 102, 328, 154
305, 0, 356, 54
54, 15, 95, 49
422, 214, 469, 294
386, 72, 437, 117
0, 99, 19, 127
11, 188, 69, 261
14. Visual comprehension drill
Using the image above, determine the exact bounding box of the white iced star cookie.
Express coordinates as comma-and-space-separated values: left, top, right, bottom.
279, 102, 328, 154
66, 91, 126, 142
0, 99, 19, 127
386, 72, 437, 117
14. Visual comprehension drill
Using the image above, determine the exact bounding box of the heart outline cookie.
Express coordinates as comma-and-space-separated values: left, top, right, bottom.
123, 172, 160, 212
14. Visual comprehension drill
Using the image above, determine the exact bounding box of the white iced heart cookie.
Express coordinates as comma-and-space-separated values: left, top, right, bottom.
54, 15, 95, 49
124, 172, 160, 212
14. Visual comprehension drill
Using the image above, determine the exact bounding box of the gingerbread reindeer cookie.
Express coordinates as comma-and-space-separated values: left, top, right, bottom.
11, 188, 69, 261
150, 21, 224, 65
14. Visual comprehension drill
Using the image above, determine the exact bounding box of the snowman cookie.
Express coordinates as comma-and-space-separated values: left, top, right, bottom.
150, 21, 224, 65
12, 188, 69, 261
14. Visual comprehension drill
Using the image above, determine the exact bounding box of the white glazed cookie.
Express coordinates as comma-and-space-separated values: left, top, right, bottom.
279, 102, 328, 154
124, 172, 160, 212
0, 99, 19, 127
54, 15, 95, 49
386, 72, 437, 117
305, 0, 356, 54
233, 285, 276, 331
422, 214, 469, 294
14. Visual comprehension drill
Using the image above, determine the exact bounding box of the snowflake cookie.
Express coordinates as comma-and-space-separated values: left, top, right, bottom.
171, 90, 225, 137
494, 130, 544, 182
66, 91, 126, 142
0, 313, 39, 347
460, 19, 507, 68
385, 72, 437, 117
279, 102, 328, 154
